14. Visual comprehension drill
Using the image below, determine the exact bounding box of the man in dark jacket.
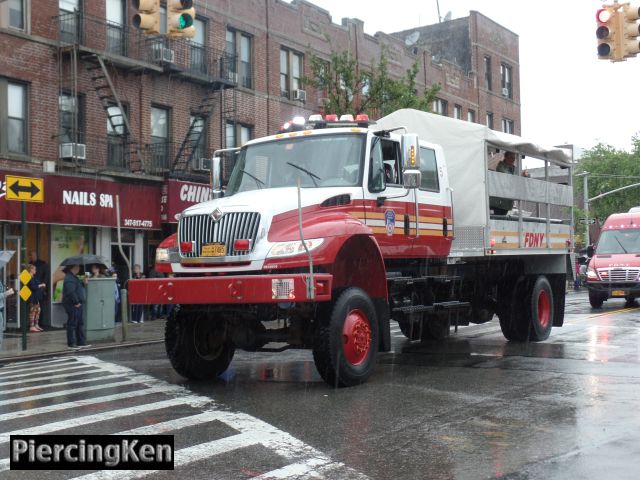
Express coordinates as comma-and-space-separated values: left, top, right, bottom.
62, 264, 87, 349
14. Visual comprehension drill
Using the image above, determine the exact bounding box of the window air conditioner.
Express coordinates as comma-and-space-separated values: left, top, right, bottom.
294, 89, 307, 102
194, 157, 212, 171
59, 143, 86, 161
151, 44, 175, 63
501, 87, 509, 97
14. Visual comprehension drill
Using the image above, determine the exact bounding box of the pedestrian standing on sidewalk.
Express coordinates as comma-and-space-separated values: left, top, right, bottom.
130, 264, 145, 324
0, 283, 15, 350
62, 264, 88, 349
27, 264, 46, 332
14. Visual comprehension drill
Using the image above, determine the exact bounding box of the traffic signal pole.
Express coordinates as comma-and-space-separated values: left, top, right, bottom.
20, 201, 27, 351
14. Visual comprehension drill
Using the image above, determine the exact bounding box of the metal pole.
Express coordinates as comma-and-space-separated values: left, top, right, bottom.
583, 173, 589, 246
20, 201, 27, 351
115, 195, 131, 340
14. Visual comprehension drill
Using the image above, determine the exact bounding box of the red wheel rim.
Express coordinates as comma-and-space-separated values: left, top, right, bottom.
342, 309, 372, 365
537, 290, 551, 328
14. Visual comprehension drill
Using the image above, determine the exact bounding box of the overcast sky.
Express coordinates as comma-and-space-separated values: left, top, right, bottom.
300, 0, 640, 153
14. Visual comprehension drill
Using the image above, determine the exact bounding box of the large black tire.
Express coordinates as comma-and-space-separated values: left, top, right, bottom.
313, 287, 379, 387
589, 290, 605, 309
499, 276, 554, 342
165, 308, 235, 380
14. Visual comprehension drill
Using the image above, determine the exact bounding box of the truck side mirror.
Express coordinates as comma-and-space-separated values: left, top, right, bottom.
211, 157, 223, 198
403, 170, 421, 189
401, 133, 421, 170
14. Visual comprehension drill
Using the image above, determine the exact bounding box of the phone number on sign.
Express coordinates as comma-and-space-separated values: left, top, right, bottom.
123, 219, 153, 228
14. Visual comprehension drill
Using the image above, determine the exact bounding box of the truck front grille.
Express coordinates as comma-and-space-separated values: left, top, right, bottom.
597, 268, 640, 282
179, 212, 261, 258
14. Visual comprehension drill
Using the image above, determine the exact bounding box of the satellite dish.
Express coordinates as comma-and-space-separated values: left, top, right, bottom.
443, 11, 452, 21
404, 31, 420, 46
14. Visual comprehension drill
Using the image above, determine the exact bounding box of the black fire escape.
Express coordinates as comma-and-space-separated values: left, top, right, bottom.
54, 10, 237, 180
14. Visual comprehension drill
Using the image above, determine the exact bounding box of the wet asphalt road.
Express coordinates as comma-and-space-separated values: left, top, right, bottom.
2, 289, 640, 479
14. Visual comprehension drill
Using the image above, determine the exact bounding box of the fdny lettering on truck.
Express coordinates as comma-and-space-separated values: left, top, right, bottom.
524, 232, 545, 248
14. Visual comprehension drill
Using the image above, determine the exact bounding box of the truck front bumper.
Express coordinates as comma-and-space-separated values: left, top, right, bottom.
128, 274, 333, 305
586, 282, 640, 299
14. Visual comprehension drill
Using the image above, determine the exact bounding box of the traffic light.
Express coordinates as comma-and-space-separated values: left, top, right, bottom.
167, 0, 195, 38
596, 6, 622, 61
133, 0, 160, 35
621, 4, 640, 58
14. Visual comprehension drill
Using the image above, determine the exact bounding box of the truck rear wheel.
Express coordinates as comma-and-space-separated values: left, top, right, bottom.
313, 287, 379, 387
165, 308, 235, 380
499, 276, 554, 342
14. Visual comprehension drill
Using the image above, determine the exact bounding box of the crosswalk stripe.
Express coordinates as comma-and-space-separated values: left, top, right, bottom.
72, 433, 259, 480
0, 398, 199, 444
0, 364, 98, 381
0, 379, 141, 407
116, 411, 227, 436
0, 357, 74, 370
0, 385, 184, 423
0, 360, 80, 376
0, 369, 114, 388
0, 373, 124, 395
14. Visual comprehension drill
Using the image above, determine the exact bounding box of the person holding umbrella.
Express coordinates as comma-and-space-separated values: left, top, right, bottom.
62, 264, 88, 349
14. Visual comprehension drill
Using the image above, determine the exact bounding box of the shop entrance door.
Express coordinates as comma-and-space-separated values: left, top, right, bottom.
2, 235, 21, 330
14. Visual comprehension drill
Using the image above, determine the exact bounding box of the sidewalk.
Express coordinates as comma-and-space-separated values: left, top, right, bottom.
0, 319, 166, 363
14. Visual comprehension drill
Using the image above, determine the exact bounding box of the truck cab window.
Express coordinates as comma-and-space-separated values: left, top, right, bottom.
419, 147, 439, 191
368, 137, 385, 192
381, 139, 401, 185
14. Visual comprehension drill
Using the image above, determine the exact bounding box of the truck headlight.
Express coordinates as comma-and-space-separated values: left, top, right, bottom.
586, 266, 599, 280
156, 246, 178, 263
267, 238, 325, 258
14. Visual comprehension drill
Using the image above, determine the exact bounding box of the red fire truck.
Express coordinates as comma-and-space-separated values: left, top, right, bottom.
129, 109, 573, 387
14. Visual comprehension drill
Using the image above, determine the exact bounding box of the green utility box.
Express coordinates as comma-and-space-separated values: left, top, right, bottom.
83, 277, 116, 342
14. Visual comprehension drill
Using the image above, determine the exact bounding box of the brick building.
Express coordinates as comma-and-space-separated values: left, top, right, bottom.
0, 0, 520, 327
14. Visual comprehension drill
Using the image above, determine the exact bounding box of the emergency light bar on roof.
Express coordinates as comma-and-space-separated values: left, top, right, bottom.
277, 113, 373, 133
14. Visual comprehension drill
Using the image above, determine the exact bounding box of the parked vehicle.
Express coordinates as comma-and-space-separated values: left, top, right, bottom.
129, 109, 573, 387
585, 212, 640, 308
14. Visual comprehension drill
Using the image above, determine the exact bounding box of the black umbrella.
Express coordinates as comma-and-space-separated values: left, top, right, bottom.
60, 254, 109, 268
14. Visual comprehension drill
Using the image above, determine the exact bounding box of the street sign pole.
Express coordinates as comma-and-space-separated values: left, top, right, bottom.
21, 201, 27, 351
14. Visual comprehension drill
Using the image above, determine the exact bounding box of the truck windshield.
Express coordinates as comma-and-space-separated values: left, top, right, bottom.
225, 133, 365, 195
596, 228, 640, 254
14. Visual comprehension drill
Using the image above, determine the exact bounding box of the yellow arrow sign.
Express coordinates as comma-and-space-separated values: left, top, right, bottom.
5, 175, 44, 202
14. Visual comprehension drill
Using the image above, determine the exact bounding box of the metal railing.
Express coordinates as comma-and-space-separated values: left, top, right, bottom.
55, 12, 238, 84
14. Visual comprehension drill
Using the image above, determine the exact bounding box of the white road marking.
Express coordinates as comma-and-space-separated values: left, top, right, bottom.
0, 355, 368, 479
0, 360, 80, 376
0, 368, 115, 388
0, 357, 75, 370
0, 364, 97, 381
0, 373, 123, 395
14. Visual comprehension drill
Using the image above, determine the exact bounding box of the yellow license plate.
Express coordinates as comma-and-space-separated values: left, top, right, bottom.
201, 243, 226, 257
611, 290, 626, 297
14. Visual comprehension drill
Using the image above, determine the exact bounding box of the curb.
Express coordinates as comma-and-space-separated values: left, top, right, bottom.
0, 338, 164, 366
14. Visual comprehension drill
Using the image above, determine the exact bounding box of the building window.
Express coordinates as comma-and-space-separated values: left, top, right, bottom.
453, 104, 462, 120
107, 103, 128, 168
151, 106, 170, 169
484, 55, 492, 91
106, 0, 126, 56
9, 0, 25, 30
501, 63, 512, 98
190, 115, 206, 161
59, 93, 84, 144
227, 29, 252, 88
502, 118, 515, 134
3, 81, 28, 155
467, 109, 476, 123
280, 47, 303, 100
159, 6, 166, 34
225, 121, 252, 148
432, 98, 448, 116
190, 18, 207, 74
59, 0, 81, 43
486, 112, 494, 130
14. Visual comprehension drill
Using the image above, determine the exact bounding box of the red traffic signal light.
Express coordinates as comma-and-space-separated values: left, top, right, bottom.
596, 6, 621, 60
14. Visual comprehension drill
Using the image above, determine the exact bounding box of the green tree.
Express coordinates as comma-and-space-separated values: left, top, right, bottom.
574, 141, 640, 223
304, 48, 440, 118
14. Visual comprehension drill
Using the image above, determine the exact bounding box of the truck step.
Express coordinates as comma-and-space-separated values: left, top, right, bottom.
392, 301, 470, 315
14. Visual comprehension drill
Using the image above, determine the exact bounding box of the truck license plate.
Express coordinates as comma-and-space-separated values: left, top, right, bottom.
201, 243, 226, 257
611, 290, 626, 297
